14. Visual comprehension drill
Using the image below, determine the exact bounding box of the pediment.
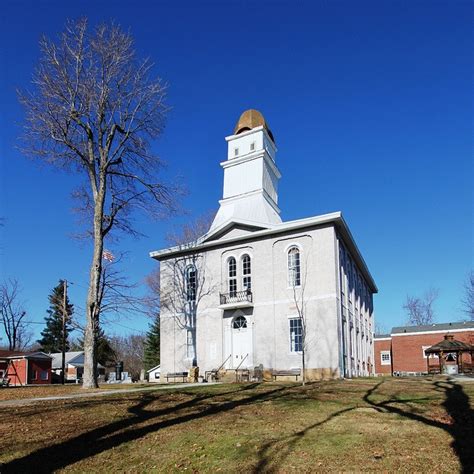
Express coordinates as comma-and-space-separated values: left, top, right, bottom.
202, 220, 270, 243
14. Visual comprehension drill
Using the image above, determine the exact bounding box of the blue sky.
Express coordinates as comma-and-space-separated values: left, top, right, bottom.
0, 0, 472, 342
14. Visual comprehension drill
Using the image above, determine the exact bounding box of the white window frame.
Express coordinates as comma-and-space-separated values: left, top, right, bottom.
228, 257, 237, 296
40, 370, 48, 381
380, 351, 391, 365
423, 346, 438, 359
185, 265, 197, 303
242, 254, 251, 291
289, 317, 303, 353
232, 315, 248, 330
287, 247, 301, 288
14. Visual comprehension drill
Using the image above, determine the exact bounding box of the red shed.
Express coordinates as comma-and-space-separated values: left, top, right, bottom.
0, 350, 52, 386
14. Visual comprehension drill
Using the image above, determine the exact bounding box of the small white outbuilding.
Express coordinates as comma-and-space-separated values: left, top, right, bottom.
147, 365, 160, 382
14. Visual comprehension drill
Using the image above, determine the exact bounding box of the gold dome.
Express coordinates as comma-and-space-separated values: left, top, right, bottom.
234, 109, 275, 142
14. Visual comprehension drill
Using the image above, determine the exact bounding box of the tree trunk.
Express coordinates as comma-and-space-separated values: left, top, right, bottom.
302, 348, 306, 386
82, 182, 105, 389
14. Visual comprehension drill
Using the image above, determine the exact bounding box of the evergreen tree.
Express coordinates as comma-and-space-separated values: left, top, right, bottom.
37, 280, 74, 353
76, 327, 116, 367
95, 327, 117, 367
144, 315, 160, 370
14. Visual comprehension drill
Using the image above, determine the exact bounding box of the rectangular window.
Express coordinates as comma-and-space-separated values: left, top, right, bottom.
31, 370, 38, 381
234, 147, 239, 156
186, 267, 196, 302
289, 318, 303, 352
422, 346, 438, 359
40, 370, 48, 381
229, 279, 237, 296
381, 351, 391, 365
250, 142, 255, 151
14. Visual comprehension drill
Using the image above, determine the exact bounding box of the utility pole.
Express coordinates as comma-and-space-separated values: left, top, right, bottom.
61, 280, 67, 385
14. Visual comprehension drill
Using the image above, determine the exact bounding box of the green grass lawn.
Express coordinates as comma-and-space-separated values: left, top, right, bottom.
0, 377, 472, 472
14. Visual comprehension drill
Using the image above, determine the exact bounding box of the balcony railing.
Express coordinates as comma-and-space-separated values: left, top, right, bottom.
219, 289, 253, 306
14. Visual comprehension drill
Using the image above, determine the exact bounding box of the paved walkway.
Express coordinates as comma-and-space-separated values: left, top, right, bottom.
450, 374, 474, 383
0, 383, 217, 408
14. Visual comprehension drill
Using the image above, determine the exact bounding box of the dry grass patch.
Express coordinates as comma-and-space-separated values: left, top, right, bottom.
0, 378, 472, 473
0, 383, 154, 402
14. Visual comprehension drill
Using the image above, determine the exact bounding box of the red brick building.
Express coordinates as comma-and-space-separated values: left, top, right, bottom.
0, 351, 52, 386
374, 322, 474, 376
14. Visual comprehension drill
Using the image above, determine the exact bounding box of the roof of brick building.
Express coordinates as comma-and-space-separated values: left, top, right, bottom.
392, 321, 474, 335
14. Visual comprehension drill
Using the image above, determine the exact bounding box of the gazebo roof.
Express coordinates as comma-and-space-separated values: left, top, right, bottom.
424, 334, 474, 354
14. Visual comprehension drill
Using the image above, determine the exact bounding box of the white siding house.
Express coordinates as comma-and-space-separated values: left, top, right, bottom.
151, 110, 377, 381
147, 365, 161, 383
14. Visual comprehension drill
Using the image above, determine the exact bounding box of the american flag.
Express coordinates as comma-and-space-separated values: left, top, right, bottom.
102, 249, 115, 262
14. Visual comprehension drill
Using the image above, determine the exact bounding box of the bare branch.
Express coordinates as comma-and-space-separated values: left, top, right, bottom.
0, 279, 30, 351
18, 18, 178, 388
461, 271, 474, 321
403, 287, 439, 326
159, 213, 215, 366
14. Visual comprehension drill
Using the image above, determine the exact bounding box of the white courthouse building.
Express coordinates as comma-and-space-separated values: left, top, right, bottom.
151, 110, 377, 380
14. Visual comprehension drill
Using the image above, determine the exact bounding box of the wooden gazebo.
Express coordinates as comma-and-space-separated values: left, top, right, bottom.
424, 334, 474, 375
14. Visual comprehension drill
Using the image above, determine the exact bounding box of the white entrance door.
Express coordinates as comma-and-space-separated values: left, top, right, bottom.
231, 315, 252, 369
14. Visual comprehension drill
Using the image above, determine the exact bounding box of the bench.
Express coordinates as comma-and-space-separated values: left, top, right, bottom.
272, 369, 301, 381
236, 369, 250, 383
1, 377, 10, 388
205, 369, 219, 382
165, 372, 188, 382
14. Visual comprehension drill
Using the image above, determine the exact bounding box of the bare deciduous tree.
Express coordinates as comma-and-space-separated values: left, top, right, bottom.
374, 321, 389, 336
290, 249, 309, 386
159, 213, 215, 367
144, 266, 160, 320
0, 279, 31, 351
98, 253, 146, 321
109, 334, 145, 380
19, 19, 175, 388
462, 271, 474, 321
403, 287, 439, 326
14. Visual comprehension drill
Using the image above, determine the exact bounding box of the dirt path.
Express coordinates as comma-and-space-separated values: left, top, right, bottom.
0, 382, 216, 407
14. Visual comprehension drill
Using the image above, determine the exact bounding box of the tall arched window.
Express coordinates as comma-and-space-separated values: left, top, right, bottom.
228, 257, 237, 296
185, 265, 196, 302
242, 254, 251, 291
288, 247, 301, 287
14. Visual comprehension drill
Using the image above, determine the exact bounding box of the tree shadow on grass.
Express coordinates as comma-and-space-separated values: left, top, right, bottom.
253, 405, 357, 473
364, 379, 474, 474
253, 379, 474, 473
0, 383, 294, 473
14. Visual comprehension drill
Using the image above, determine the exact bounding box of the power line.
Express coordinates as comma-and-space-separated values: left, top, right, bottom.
102, 320, 147, 334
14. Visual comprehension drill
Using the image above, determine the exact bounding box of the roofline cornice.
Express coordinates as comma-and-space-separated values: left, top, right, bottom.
150, 211, 378, 293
